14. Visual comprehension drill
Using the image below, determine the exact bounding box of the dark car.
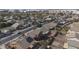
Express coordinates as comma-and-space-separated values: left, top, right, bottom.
26, 37, 33, 43
17, 32, 22, 34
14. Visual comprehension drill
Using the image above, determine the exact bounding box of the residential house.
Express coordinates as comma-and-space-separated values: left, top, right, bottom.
66, 22, 79, 48
41, 22, 57, 33
11, 23, 20, 30
52, 34, 68, 48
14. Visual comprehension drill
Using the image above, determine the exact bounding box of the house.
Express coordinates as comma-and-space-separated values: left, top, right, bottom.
66, 22, 79, 48
58, 20, 66, 25
70, 22, 79, 32
1, 29, 9, 33
52, 34, 67, 48
25, 28, 41, 38
66, 30, 79, 48
11, 23, 20, 30
7, 19, 15, 24
50, 30, 57, 37
41, 22, 57, 33
45, 18, 52, 22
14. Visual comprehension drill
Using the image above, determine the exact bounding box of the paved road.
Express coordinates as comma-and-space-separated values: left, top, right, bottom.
0, 26, 36, 45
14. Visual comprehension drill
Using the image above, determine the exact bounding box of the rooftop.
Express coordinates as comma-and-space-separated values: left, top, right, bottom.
70, 22, 79, 32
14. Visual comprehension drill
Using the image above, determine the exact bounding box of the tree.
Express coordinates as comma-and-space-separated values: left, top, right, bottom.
37, 23, 42, 27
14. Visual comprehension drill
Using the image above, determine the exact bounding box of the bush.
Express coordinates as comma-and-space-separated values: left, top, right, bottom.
0, 22, 12, 28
